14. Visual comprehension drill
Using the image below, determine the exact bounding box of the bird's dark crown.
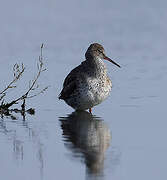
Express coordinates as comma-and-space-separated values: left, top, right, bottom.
85, 43, 105, 60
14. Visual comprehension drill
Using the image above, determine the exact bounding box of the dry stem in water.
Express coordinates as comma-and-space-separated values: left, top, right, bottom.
0, 44, 48, 119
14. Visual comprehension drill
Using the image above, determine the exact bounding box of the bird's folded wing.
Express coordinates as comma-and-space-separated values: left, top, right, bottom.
59, 62, 87, 100
59, 73, 79, 100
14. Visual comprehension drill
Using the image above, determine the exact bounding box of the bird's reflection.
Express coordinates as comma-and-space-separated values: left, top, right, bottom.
59, 111, 111, 179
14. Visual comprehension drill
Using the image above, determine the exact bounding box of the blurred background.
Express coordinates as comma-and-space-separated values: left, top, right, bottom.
0, 0, 167, 180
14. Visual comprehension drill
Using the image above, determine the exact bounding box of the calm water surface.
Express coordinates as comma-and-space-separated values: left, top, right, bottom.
0, 0, 167, 179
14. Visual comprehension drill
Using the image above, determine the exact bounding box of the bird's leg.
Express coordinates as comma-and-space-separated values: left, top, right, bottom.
89, 108, 92, 114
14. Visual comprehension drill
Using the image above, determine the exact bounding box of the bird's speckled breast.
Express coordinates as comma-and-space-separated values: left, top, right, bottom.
87, 76, 112, 106
63, 56, 113, 110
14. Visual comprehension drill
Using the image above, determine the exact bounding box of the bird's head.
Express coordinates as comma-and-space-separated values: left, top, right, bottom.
85, 43, 121, 68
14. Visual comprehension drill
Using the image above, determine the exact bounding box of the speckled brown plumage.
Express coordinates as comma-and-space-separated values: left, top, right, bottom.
59, 43, 120, 112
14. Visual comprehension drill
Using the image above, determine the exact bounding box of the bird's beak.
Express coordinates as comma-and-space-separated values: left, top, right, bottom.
104, 55, 121, 68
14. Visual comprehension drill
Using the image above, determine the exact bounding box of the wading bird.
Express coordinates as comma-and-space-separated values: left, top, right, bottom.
59, 43, 120, 113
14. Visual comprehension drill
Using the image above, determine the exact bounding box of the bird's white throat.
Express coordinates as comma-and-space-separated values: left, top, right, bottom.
93, 57, 107, 74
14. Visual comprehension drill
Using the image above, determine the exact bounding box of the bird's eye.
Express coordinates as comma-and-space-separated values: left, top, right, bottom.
98, 50, 103, 53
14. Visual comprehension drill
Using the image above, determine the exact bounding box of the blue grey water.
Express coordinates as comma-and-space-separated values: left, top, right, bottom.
0, 0, 167, 179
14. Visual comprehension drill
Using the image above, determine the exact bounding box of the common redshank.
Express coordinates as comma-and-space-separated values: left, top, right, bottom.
59, 43, 120, 113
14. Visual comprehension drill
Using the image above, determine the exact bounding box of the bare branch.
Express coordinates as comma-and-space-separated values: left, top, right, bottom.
1, 44, 48, 110
0, 64, 25, 96
27, 86, 49, 99
0, 43, 48, 120
0, 93, 6, 101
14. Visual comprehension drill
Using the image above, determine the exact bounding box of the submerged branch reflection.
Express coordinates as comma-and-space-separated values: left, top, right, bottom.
59, 111, 111, 179
0, 118, 45, 179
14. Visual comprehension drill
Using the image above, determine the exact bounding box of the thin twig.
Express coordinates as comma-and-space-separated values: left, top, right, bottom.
0, 64, 25, 95
0, 44, 48, 117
